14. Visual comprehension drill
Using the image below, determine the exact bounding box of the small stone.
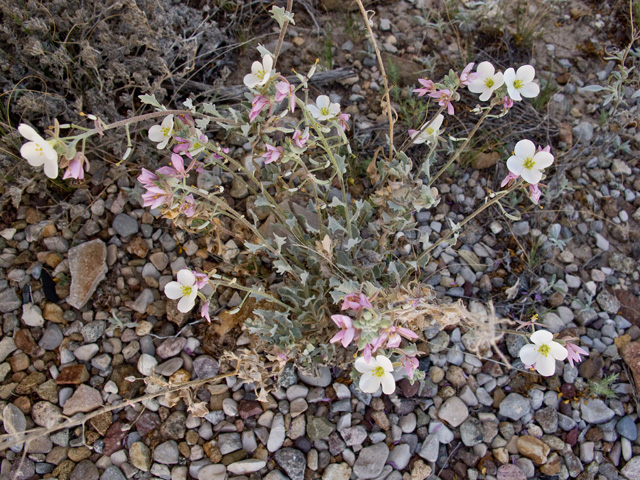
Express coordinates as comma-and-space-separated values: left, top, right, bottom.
153, 440, 180, 465
73, 344, 100, 361
438, 396, 469, 427
67, 240, 108, 309
322, 463, 351, 480
0, 288, 21, 313
517, 435, 550, 465
535, 406, 558, 434
160, 411, 187, 440
63, 384, 103, 415
22, 303, 44, 327
580, 399, 615, 424
31, 401, 63, 429
410, 459, 432, 480
39, 324, 63, 350
156, 337, 187, 359
192, 356, 220, 379
622, 457, 640, 480
101, 465, 126, 480
460, 417, 484, 446
617, 416, 638, 441
353, 442, 389, 479
497, 464, 526, 480
137, 354, 157, 376
418, 434, 440, 462
0, 337, 17, 362
274, 448, 306, 480
130, 442, 151, 471
149, 252, 169, 271
70, 459, 99, 480
597, 289, 621, 315
388, 443, 411, 470
112, 213, 139, 237
56, 365, 90, 385
298, 366, 332, 387
268, 413, 286, 452
226, 459, 266, 475
499, 393, 531, 421
3, 403, 26, 439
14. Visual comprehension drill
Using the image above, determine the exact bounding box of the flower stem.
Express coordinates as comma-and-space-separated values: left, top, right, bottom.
273, 0, 294, 68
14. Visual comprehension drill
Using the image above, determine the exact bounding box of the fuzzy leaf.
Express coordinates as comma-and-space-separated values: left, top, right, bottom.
196, 118, 210, 130
344, 238, 359, 252
245, 242, 264, 254
254, 195, 272, 208
328, 216, 347, 234
271, 6, 295, 29
138, 93, 162, 109
579, 85, 605, 93
273, 259, 292, 275
183, 98, 195, 112
273, 234, 287, 252
257, 45, 274, 59
202, 103, 219, 116
328, 196, 345, 208
333, 154, 346, 175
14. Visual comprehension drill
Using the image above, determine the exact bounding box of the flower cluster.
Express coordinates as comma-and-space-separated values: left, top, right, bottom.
519, 329, 588, 376
501, 140, 554, 204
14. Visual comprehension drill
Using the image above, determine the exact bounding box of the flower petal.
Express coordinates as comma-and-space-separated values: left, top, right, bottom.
535, 355, 557, 377
549, 341, 568, 361
504, 68, 516, 85
517, 65, 536, 84
521, 168, 543, 185
478, 89, 492, 102
355, 356, 374, 373
18, 124, 41, 142
244, 74, 259, 88
376, 355, 393, 372
330, 331, 344, 344
506, 155, 525, 175
177, 269, 196, 287
316, 95, 330, 108
532, 151, 554, 169
380, 373, 396, 394
530, 329, 553, 345
467, 79, 487, 94
307, 105, 321, 118
476, 61, 495, 77
492, 73, 505, 89
177, 295, 196, 313
519, 82, 540, 98
514, 139, 536, 159
263, 54, 273, 73
519, 344, 539, 366
20, 142, 45, 166
507, 84, 522, 102
342, 328, 355, 348
359, 372, 381, 393
43, 157, 59, 179
164, 281, 183, 299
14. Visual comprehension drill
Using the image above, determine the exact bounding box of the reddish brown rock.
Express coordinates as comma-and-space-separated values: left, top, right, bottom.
616, 289, 640, 326
56, 365, 90, 385
238, 400, 263, 419
67, 239, 108, 310
103, 421, 127, 456
622, 342, 640, 393
126, 236, 149, 258
516, 435, 550, 465
62, 384, 103, 415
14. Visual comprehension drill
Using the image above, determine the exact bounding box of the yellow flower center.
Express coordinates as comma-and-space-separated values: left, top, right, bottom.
427, 127, 434, 135
372, 366, 386, 378
320, 107, 330, 117
537, 344, 550, 357
513, 79, 524, 89
180, 285, 193, 297
523, 157, 535, 170
256, 70, 265, 80
485, 78, 494, 88
161, 127, 170, 136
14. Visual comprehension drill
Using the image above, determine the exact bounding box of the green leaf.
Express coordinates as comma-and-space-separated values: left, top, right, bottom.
273, 259, 292, 275
139, 93, 162, 109
196, 118, 210, 130
202, 103, 219, 116
328, 216, 347, 234
344, 238, 359, 251
270, 6, 295, 28
257, 45, 274, 59
254, 195, 272, 208
244, 242, 264, 254
273, 234, 287, 252
183, 98, 195, 112
328, 196, 345, 208
579, 85, 605, 93
333, 154, 346, 175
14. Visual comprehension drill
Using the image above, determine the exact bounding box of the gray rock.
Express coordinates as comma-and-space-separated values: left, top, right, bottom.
226, 459, 266, 475
0, 337, 17, 362
218, 433, 242, 455
581, 399, 615, 424
274, 448, 306, 480
617, 416, 638, 441
298, 366, 332, 387
460, 417, 483, 446
100, 466, 126, 480
22, 303, 44, 327
156, 337, 187, 359
71, 459, 100, 480
268, 413, 286, 452
597, 290, 621, 315
3, 403, 26, 443
153, 440, 180, 465
112, 213, 139, 237
535, 405, 559, 434
128, 289, 155, 314
438, 397, 469, 427
192, 356, 220, 379
512, 221, 530, 236
499, 393, 531, 421
387, 443, 411, 470
0, 288, 21, 313
39, 324, 63, 350
43, 236, 69, 253
81, 320, 106, 343
573, 121, 594, 144
322, 463, 351, 480
10, 458, 36, 480
307, 416, 335, 441
353, 443, 389, 479
622, 457, 640, 480
340, 426, 367, 447
418, 434, 439, 462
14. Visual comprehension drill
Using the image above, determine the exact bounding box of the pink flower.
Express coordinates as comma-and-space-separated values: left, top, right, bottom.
341, 293, 373, 311
460, 62, 481, 86
292, 129, 309, 148
529, 184, 542, 204
179, 194, 197, 217
250, 95, 270, 122
503, 96, 514, 112
362, 343, 373, 363
566, 342, 588, 368
401, 355, 419, 380
141, 185, 173, 209
373, 326, 419, 350
428, 89, 455, 115
138, 168, 159, 187
262, 144, 284, 164
193, 271, 209, 289
63, 153, 89, 180
537, 145, 551, 153
413, 78, 435, 97
213, 147, 230, 160
201, 301, 211, 323
330, 314, 357, 348
275, 80, 296, 112
337, 113, 350, 132
500, 171, 520, 188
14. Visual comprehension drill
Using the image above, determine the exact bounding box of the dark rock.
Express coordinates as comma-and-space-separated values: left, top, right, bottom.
274, 448, 306, 480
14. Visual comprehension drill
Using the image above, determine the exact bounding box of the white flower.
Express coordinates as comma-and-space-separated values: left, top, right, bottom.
355, 354, 396, 394
18, 124, 58, 179
148, 115, 174, 149
506, 139, 554, 184
504, 65, 540, 101
467, 62, 505, 101
164, 269, 199, 313
411, 114, 444, 145
519, 330, 568, 377
243, 54, 274, 89
307, 95, 340, 121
